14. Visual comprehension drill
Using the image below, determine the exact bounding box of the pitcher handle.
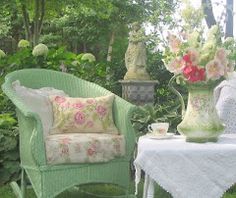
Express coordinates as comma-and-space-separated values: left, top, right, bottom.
148, 125, 153, 133
168, 74, 186, 118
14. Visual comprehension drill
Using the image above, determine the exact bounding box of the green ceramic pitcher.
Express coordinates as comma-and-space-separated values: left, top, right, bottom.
169, 75, 225, 143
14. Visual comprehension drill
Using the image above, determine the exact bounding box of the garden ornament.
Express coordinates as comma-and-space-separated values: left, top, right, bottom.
124, 22, 150, 80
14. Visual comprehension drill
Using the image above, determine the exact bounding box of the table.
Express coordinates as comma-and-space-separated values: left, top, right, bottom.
134, 134, 236, 198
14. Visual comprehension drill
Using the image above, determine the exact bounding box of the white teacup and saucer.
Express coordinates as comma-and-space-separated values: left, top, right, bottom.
146, 122, 174, 139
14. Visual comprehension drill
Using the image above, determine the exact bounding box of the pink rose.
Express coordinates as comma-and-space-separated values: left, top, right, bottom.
72, 102, 84, 109
86, 121, 94, 128
60, 137, 71, 145
96, 105, 107, 117
86, 99, 95, 104
87, 148, 96, 156
54, 96, 66, 104
74, 111, 86, 125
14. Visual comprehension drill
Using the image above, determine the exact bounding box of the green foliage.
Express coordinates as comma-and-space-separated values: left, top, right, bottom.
131, 103, 181, 136
181, 0, 205, 31
0, 54, 20, 185
0, 50, 6, 58
0, 114, 20, 185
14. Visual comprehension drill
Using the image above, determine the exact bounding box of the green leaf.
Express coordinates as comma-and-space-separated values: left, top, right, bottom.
0, 114, 17, 128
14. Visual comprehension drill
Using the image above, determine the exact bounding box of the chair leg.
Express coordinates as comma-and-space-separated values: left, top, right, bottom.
10, 168, 27, 198
21, 169, 26, 198
10, 181, 22, 198
10, 168, 26, 198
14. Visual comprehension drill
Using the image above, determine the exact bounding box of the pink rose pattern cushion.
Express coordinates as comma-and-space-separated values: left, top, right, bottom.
49, 94, 119, 134
45, 133, 125, 164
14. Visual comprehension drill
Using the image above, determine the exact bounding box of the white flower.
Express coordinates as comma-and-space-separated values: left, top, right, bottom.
32, 43, 49, 57
206, 59, 225, 80
81, 53, 96, 62
215, 48, 228, 67
166, 57, 185, 74
200, 40, 216, 64
167, 33, 182, 53
18, 39, 30, 48
187, 32, 200, 48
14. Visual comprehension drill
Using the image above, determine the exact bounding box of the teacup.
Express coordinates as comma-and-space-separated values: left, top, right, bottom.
148, 122, 169, 136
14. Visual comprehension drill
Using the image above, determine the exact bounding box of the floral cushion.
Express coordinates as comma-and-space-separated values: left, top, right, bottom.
49, 94, 119, 134
45, 133, 125, 164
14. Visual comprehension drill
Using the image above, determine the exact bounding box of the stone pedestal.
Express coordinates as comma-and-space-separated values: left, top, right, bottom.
119, 80, 158, 105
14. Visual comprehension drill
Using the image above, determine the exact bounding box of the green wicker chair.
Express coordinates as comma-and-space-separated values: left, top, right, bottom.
2, 69, 136, 198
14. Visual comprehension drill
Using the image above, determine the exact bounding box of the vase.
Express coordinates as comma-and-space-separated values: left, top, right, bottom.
169, 76, 225, 143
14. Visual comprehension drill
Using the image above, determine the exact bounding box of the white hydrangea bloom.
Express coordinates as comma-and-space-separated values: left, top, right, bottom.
32, 43, 49, 57
81, 53, 96, 62
18, 39, 30, 48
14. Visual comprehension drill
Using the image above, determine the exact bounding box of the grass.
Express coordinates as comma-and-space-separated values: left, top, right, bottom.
1, 181, 236, 198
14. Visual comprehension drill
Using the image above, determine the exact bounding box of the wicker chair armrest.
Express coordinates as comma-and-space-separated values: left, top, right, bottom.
2, 82, 47, 166
113, 97, 137, 159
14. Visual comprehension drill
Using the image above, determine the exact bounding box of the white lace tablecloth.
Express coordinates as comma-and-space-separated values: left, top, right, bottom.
134, 134, 236, 198
214, 75, 236, 134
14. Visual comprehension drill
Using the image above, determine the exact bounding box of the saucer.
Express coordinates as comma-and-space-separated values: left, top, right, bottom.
146, 133, 174, 139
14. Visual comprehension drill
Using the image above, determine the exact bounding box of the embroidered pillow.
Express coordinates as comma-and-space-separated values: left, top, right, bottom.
49, 94, 119, 134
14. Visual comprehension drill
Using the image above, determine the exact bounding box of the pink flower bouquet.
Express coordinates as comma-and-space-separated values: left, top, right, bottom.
163, 25, 235, 85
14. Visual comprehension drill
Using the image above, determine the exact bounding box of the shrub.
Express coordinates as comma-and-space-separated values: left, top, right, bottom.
131, 103, 182, 136
0, 113, 20, 185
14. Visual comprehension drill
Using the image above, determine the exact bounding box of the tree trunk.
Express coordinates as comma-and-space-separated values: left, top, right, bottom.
225, 0, 234, 38
11, 4, 21, 52
107, 31, 115, 62
33, 0, 40, 46
21, 2, 32, 43
83, 43, 87, 52
73, 40, 78, 53
20, 0, 45, 46
201, 0, 217, 28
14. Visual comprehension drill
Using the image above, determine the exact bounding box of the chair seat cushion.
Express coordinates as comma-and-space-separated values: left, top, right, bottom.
45, 133, 125, 164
